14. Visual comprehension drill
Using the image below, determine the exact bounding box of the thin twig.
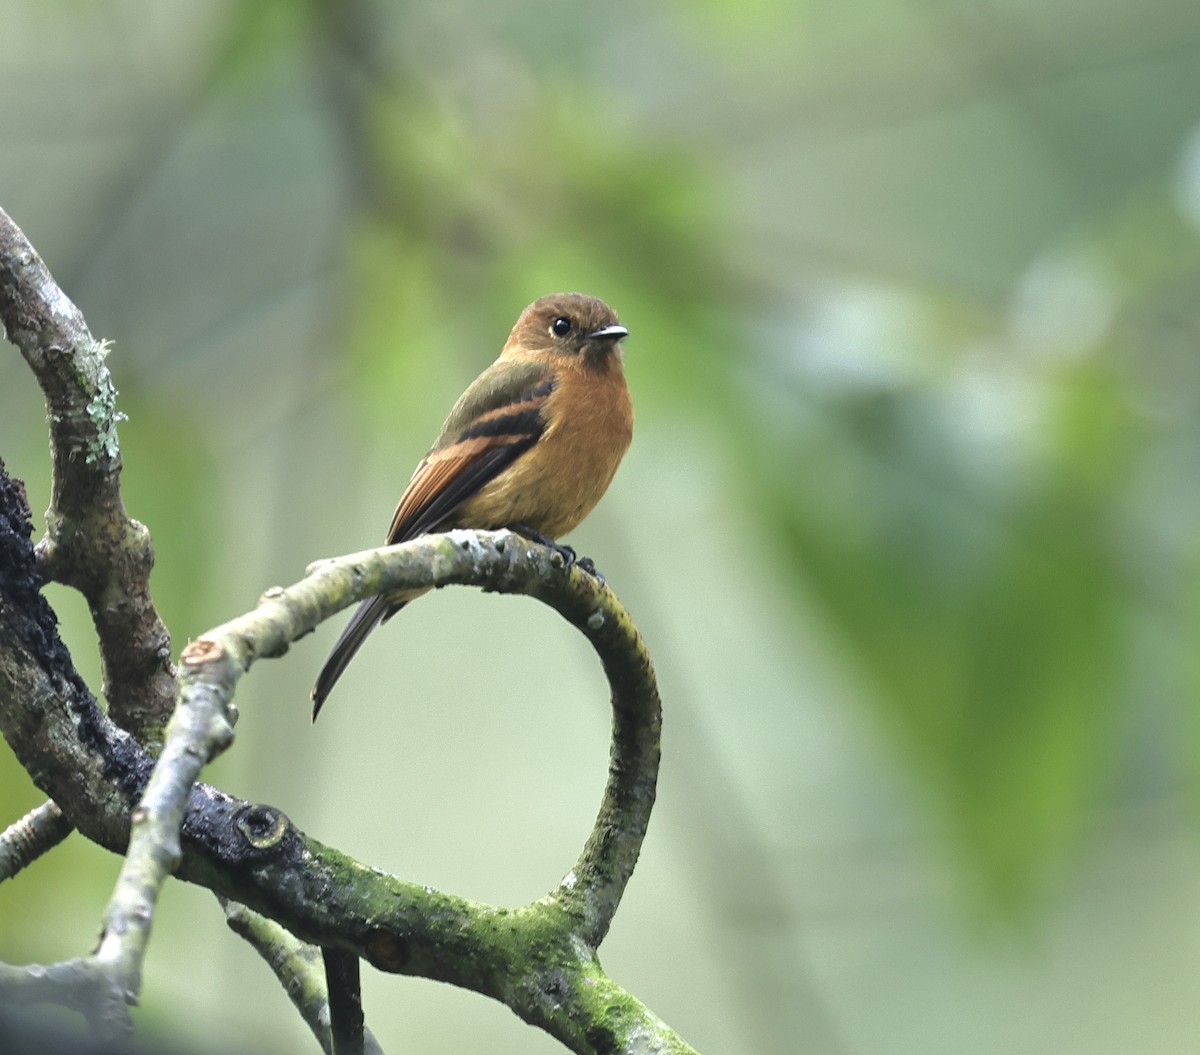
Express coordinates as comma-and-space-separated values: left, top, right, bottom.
0, 800, 72, 882
323, 947, 365, 1055
86, 627, 237, 1016
221, 898, 386, 1055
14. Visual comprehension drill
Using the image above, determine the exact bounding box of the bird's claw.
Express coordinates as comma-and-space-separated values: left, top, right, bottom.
510, 523, 604, 581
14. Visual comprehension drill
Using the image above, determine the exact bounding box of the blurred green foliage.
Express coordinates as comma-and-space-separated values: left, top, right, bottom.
4, 1, 1200, 1052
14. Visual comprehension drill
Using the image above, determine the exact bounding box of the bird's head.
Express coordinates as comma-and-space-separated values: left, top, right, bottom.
505, 292, 628, 368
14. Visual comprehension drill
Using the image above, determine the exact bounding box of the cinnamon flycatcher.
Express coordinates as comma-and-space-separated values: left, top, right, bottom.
311, 292, 633, 718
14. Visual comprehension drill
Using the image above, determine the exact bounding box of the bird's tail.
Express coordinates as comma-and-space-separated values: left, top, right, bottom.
311, 594, 407, 721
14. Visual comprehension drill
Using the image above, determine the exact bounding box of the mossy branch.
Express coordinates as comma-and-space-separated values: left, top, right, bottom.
187, 526, 662, 949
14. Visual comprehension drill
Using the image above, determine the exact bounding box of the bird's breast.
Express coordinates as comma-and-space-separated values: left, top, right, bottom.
456, 363, 632, 538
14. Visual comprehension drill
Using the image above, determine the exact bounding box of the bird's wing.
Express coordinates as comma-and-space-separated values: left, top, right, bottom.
386, 364, 556, 543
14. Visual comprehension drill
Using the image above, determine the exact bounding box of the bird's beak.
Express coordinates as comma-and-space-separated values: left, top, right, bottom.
589, 324, 629, 341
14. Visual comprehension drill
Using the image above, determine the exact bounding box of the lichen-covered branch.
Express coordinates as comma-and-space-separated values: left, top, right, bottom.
0, 207, 175, 743
0, 799, 72, 882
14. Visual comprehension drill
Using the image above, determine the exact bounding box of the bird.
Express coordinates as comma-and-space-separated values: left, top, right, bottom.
311, 292, 633, 719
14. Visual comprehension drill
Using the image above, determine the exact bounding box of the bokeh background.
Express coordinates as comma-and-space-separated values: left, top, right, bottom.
3, 1, 1200, 1052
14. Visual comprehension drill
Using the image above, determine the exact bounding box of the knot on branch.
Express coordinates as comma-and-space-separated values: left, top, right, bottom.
235, 805, 292, 851
182, 789, 305, 871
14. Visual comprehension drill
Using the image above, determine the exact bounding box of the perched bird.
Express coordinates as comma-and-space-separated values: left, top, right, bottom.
311, 292, 633, 719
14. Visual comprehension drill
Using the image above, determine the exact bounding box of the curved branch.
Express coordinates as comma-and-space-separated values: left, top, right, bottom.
185, 527, 660, 948
0, 207, 175, 742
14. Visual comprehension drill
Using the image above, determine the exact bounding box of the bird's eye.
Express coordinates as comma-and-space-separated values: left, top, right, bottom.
551, 316, 573, 337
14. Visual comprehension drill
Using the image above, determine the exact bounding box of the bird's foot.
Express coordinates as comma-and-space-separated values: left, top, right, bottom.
510, 524, 604, 581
